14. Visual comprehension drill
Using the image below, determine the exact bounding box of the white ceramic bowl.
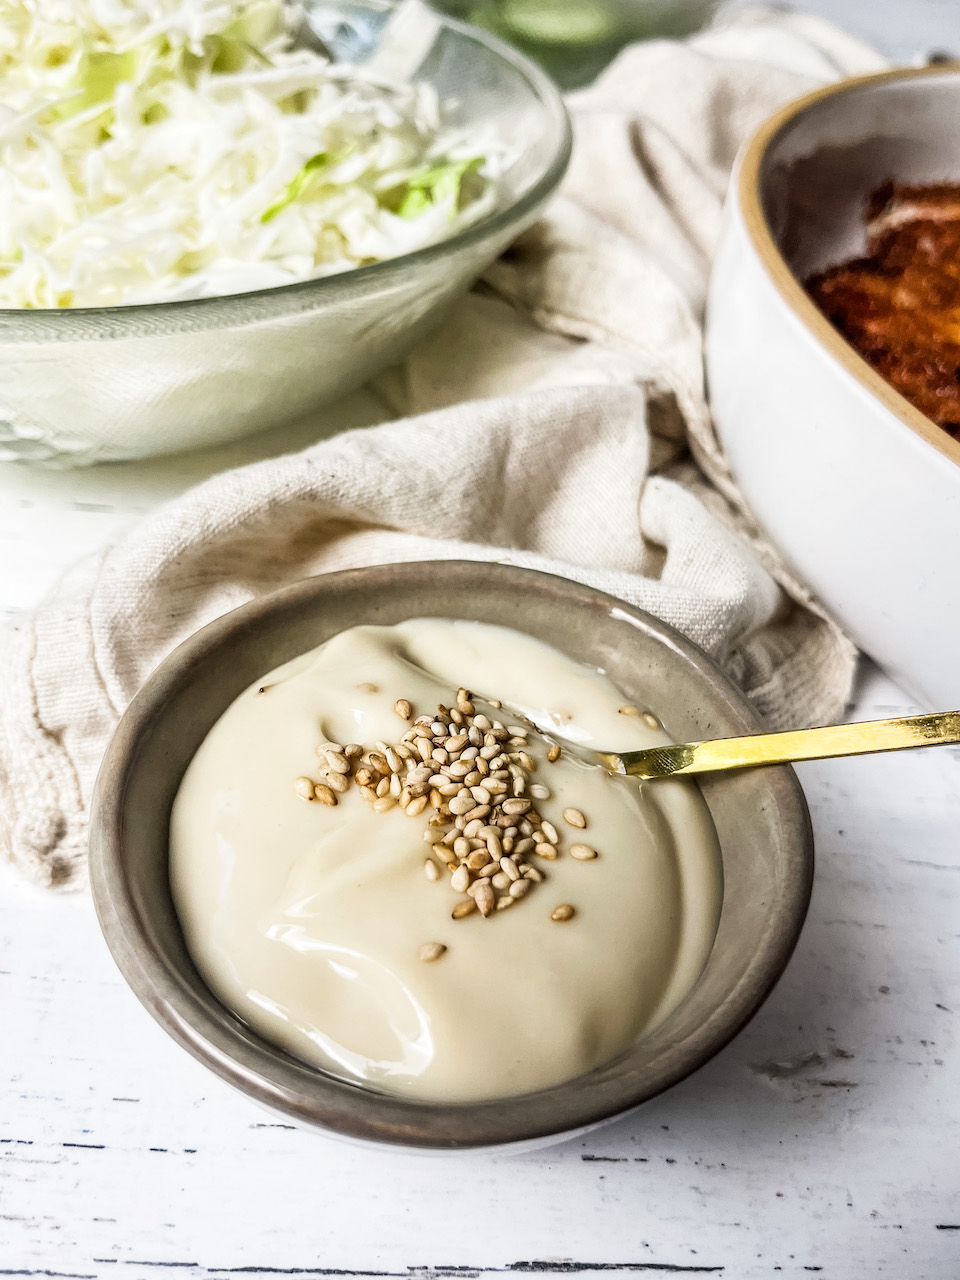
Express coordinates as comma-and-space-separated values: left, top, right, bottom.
706, 67, 960, 711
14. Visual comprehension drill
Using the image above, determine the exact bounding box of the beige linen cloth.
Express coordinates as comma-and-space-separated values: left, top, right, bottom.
0, 8, 885, 888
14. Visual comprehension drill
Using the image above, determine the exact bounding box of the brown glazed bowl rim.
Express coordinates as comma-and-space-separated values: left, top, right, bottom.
736, 64, 960, 472
88, 561, 813, 1149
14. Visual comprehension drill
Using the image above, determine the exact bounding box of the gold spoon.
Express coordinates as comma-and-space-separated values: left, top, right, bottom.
592, 710, 960, 780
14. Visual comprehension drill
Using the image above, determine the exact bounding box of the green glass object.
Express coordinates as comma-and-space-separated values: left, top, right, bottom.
433, 0, 717, 88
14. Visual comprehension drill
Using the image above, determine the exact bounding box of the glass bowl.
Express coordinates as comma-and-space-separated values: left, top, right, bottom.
0, 7, 571, 467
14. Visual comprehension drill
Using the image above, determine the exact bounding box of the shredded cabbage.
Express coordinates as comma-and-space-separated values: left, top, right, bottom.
0, 0, 500, 307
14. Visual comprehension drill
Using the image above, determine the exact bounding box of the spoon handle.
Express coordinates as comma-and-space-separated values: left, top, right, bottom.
617, 710, 960, 780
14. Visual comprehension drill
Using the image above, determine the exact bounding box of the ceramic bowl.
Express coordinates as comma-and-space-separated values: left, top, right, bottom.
706, 66, 960, 711
88, 561, 812, 1151
0, 8, 570, 466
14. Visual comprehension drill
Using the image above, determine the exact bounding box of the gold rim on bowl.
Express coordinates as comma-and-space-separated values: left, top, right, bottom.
736, 64, 960, 471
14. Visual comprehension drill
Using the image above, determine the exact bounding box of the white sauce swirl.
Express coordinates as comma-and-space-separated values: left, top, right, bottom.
170, 620, 722, 1102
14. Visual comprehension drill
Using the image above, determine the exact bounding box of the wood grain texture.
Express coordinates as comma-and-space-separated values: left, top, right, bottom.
2, 5, 960, 1272
2, 658, 959, 1279
2, 627, 958, 1276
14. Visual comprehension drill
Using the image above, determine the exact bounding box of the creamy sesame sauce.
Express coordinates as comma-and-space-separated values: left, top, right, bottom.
169, 620, 722, 1102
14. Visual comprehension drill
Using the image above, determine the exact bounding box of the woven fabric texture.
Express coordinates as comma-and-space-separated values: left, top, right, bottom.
0, 9, 884, 887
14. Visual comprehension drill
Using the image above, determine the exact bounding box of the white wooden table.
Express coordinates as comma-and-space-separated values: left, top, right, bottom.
2, 409, 959, 1280
2, 4, 959, 1276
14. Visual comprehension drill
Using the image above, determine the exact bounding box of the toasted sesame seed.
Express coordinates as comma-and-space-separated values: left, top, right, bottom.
419, 942, 447, 962
643, 712, 660, 730
314, 783, 338, 806
551, 904, 576, 922
450, 865, 471, 893
570, 843, 598, 861
618, 706, 641, 717
298, 682, 598, 927
475, 881, 495, 917
501, 797, 531, 815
